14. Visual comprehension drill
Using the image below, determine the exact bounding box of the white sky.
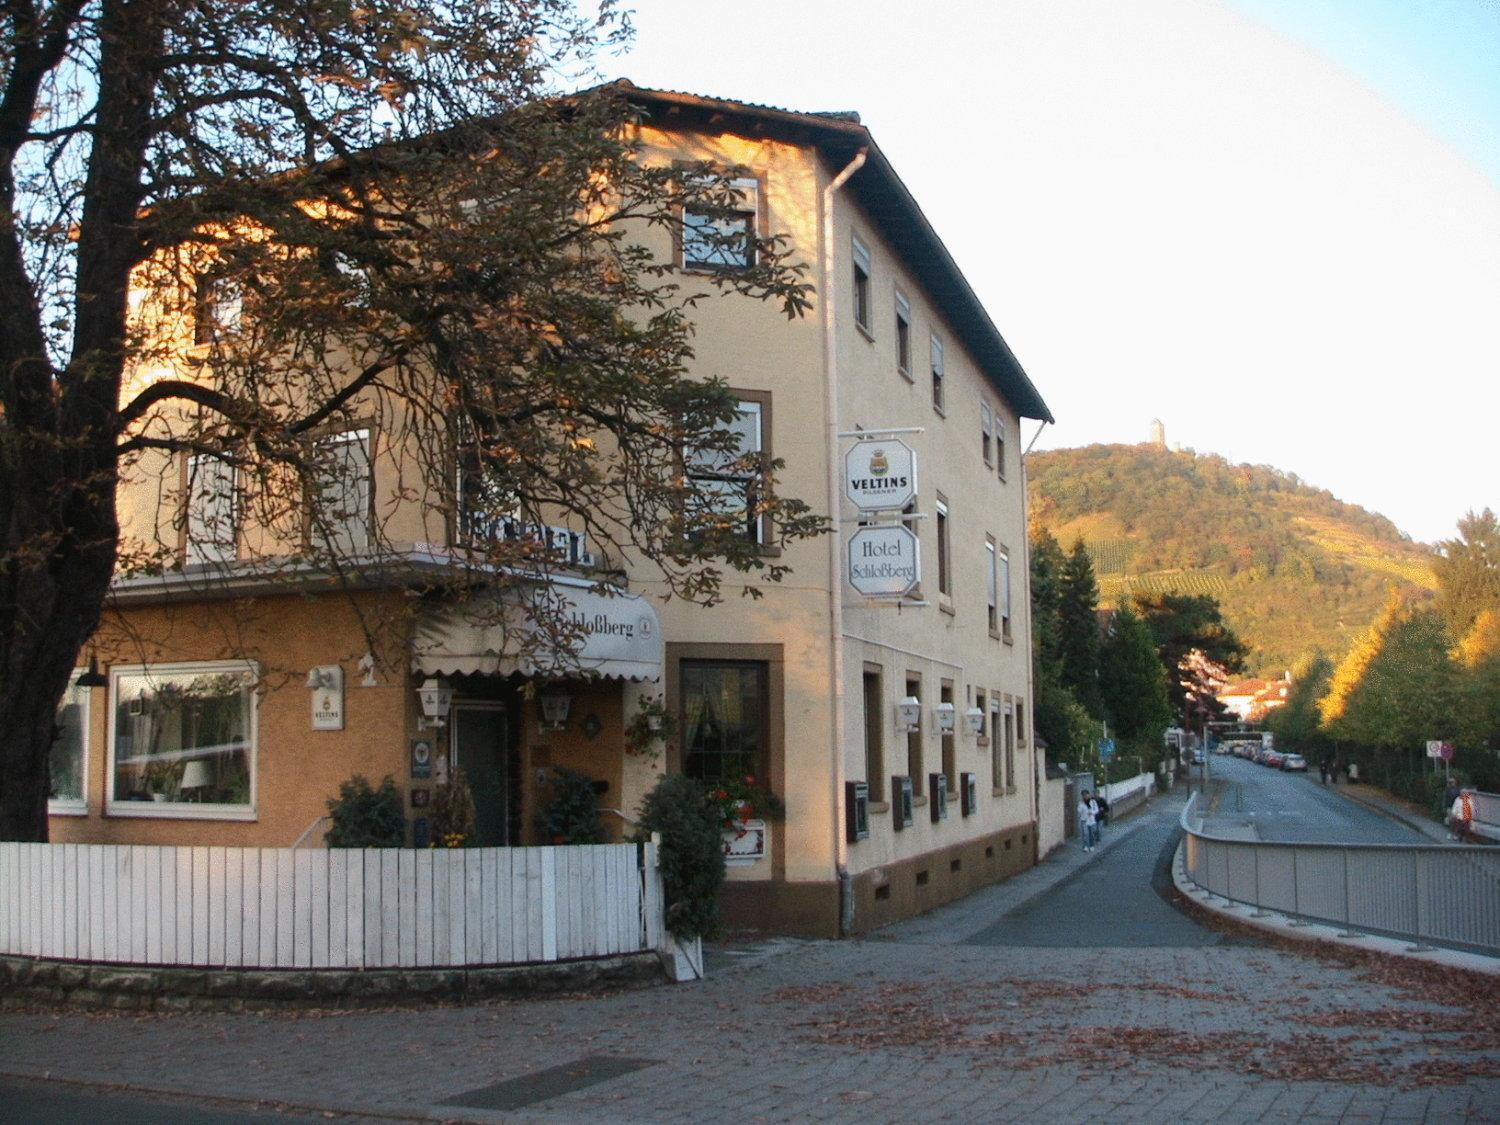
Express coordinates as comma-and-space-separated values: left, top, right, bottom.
601, 0, 1500, 544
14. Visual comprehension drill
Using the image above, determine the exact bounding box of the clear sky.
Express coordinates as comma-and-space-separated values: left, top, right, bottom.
600, 0, 1500, 545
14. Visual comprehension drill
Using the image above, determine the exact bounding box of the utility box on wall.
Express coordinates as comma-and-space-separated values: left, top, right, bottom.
846, 780, 870, 843
891, 776, 914, 830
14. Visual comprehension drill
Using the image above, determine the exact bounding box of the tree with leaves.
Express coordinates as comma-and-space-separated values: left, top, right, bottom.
1029, 528, 1094, 764
0, 3, 822, 840
1099, 605, 1173, 750
1434, 508, 1500, 640
1058, 539, 1103, 717
1133, 592, 1247, 725
1267, 652, 1333, 755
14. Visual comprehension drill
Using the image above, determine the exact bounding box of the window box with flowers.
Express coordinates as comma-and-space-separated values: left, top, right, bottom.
707, 775, 784, 867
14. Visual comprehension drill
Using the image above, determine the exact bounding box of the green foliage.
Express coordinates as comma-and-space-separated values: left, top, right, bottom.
1134, 592, 1247, 721
1267, 652, 1333, 754
1033, 677, 1101, 768
1099, 606, 1173, 745
636, 774, 727, 942
540, 768, 603, 845
1028, 444, 1436, 671
1434, 509, 1500, 640
1059, 540, 1103, 716
325, 775, 406, 848
429, 768, 478, 848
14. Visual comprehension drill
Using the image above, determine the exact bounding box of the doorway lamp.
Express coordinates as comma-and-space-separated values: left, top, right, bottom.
964, 705, 985, 737
75, 654, 108, 689
934, 701, 956, 733
416, 677, 454, 730
896, 695, 920, 733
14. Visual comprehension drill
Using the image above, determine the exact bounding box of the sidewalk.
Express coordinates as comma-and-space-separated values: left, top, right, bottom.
1335, 782, 1455, 844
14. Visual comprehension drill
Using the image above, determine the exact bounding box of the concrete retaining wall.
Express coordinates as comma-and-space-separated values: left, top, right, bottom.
1038, 776, 1067, 858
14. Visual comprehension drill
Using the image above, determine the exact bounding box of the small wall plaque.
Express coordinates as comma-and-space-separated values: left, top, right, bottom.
411, 788, 430, 808
410, 738, 433, 780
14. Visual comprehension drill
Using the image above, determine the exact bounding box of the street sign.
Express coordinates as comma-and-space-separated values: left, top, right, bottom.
848, 525, 920, 597
1427, 740, 1442, 759
844, 439, 917, 512
1099, 738, 1116, 761
1440, 741, 1455, 762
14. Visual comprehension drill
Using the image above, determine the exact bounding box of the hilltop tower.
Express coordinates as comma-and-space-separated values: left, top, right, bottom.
1150, 418, 1166, 447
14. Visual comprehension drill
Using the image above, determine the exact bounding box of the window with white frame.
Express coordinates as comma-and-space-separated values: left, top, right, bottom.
990, 698, 1004, 788
1000, 546, 1012, 638
310, 429, 371, 555
185, 454, 239, 565
49, 677, 89, 813
996, 414, 1008, 479
930, 334, 945, 413
936, 496, 951, 598
852, 234, 872, 334
1004, 700, 1017, 789
986, 538, 999, 634
682, 177, 758, 270
895, 291, 912, 378
194, 274, 242, 345
685, 398, 766, 544
109, 662, 257, 817
981, 403, 994, 467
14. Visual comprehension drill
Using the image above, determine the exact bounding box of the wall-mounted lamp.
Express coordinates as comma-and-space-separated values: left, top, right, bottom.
75, 654, 108, 689
934, 701, 956, 733
896, 696, 920, 733
964, 706, 985, 737
540, 690, 572, 732
416, 677, 454, 730
306, 666, 339, 691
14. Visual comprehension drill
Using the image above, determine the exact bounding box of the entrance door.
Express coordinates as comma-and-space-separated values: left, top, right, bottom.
453, 704, 510, 847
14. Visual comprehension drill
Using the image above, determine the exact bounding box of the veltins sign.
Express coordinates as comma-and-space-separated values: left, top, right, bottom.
844, 439, 917, 512
848, 525, 920, 597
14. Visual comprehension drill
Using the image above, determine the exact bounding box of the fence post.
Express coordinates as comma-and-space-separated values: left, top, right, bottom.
1337, 849, 1360, 938
1405, 851, 1433, 952
1250, 846, 1269, 918
1288, 850, 1309, 926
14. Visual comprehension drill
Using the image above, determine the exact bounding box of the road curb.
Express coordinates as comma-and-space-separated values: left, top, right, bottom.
1170, 839, 1500, 977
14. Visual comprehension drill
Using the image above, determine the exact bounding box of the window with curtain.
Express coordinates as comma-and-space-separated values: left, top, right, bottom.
680, 661, 768, 783
185, 454, 239, 565
685, 399, 765, 544
110, 663, 256, 814
50, 680, 89, 809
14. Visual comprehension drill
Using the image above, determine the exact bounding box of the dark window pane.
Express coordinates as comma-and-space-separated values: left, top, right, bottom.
681, 661, 767, 783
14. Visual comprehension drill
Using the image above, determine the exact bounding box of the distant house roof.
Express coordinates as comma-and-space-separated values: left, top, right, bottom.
1219, 679, 1267, 699
610, 80, 1054, 424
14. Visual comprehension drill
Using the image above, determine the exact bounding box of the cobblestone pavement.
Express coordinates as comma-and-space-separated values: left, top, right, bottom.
2, 793, 1497, 1123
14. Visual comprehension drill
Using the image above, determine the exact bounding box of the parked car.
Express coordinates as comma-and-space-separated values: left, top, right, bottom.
1263, 750, 1284, 768
1281, 753, 1308, 772
1190, 748, 1205, 765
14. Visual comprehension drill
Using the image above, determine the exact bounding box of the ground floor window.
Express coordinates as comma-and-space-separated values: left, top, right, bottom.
49, 677, 89, 813
681, 660, 768, 783
108, 662, 257, 817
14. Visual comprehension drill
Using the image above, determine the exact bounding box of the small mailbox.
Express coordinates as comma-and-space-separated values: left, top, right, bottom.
961, 772, 978, 817
930, 773, 949, 822
846, 780, 870, 843
891, 776, 914, 830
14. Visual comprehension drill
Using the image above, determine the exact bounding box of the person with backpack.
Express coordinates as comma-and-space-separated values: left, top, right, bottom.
1078, 790, 1100, 852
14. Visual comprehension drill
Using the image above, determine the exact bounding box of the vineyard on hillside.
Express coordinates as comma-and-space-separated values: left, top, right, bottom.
1029, 444, 1437, 672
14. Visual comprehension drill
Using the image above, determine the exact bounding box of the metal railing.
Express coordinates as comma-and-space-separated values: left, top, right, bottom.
1180, 792, 1500, 955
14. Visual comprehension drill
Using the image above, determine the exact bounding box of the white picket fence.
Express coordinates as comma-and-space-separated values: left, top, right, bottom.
0, 841, 665, 970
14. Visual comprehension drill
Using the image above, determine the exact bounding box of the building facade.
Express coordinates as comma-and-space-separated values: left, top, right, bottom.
47, 84, 1052, 938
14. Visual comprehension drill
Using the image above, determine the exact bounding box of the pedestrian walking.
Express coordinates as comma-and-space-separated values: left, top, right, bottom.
1442, 776, 1460, 825
1094, 792, 1110, 829
1318, 760, 1327, 785
1078, 790, 1100, 852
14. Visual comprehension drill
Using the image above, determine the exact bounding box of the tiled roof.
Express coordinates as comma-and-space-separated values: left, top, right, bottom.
606, 80, 1054, 423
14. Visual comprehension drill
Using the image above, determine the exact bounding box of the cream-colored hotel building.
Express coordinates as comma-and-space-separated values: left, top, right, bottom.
48, 84, 1053, 937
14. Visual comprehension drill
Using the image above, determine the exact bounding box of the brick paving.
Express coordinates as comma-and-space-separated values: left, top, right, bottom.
1, 794, 1497, 1123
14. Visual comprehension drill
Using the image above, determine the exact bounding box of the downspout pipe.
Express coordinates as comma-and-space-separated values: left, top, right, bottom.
1022, 420, 1047, 861
822, 146, 867, 936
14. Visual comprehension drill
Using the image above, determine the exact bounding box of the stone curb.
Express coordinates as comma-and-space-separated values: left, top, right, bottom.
1171, 839, 1500, 977
0, 951, 666, 1012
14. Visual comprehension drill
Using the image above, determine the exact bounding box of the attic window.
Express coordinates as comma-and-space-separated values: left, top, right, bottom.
852, 234, 872, 334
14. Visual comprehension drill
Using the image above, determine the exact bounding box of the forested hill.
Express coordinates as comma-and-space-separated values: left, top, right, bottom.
1027, 444, 1437, 672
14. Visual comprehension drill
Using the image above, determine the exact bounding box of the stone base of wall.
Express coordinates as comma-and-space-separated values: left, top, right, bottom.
719, 823, 1038, 939
0, 952, 666, 1012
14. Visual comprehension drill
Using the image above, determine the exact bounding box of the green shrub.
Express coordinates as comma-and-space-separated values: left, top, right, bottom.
541, 767, 604, 844
636, 773, 726, 942
325, 774, 406, 847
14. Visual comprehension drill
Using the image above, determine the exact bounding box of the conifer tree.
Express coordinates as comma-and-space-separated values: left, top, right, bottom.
1099, 606, 1173, 747
1435, 509, 1500, 640
1059, 539, 1103, 717
1268, 652, 1333, 753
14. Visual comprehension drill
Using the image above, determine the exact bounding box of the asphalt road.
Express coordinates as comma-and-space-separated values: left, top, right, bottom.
964, 800, 1234, 948
0, 1076, 312, 1122
1198, 754, 1431, 844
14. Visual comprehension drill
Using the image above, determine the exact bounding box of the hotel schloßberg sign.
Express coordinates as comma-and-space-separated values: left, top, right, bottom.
848, 525, 920, 598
